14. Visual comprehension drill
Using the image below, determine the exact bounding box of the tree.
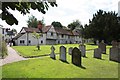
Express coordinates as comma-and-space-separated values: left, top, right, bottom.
84, 9, 120, 43
51, 21, 63, 28
27, 15, 45, 28
1, 1, 57, 26
67, 20, 83, 30
27, 15, 38, 28
32, 31, 42, 50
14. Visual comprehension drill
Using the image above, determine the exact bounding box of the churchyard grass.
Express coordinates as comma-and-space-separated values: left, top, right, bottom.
12, 44, 111, 57
2, 47, 119, 78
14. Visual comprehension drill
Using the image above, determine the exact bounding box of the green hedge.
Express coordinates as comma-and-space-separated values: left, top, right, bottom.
1, 41, 8, 59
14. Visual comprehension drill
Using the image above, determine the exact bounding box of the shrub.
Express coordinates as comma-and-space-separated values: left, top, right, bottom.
1, 41, 8, 59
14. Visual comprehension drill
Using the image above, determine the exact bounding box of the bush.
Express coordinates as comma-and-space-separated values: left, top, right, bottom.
1, 41, 8, 59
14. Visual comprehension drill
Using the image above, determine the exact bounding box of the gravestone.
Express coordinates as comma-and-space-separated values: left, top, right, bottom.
60, 46, 66, 61
94, 48, 102, 59
96, 40, 99, 45
109, 47, 120, 63
72, 47, 82, 66
68, 47, 73, 55
50, 45, 56, 59
98, 40, 106, 54
118, 42, 120, 48
79, 44, 86, 57
111, 40, 118, 48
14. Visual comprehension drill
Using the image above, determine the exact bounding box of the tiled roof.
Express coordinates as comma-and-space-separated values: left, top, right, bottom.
21, 27, 41, 33
54, 27, 73, 35
13, 33, 24, 39
42, 25, 51, 33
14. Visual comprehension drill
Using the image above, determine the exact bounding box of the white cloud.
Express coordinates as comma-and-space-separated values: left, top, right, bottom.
0, 0, 119, 32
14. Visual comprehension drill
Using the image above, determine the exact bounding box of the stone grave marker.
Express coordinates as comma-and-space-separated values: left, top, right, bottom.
111, 40, 118, 48
68, 47, 73, 55
109, 46, 120, 63
79, 44, 86, 57
94, 48, 102, 59
50, 45, 56, 59
72, 47, 82, 66
98, 40, 106, 54
60, 46, 66, 61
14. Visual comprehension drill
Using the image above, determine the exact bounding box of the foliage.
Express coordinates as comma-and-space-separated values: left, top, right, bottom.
51, 21, 63, 28
1, 41, 7, 59
1, 2, 57, 25
84, 10, 120, 43
32, 31, 42, 50
2, 47, 118, 78
27, 15, 45, 28
27, 15, 38, 28
67, 20, 83, 30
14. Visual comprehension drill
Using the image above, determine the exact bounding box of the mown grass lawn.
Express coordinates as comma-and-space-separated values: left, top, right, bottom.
12, 44, 111, 57
2, 47, 119, 78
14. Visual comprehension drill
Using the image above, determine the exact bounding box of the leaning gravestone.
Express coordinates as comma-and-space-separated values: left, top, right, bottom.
50, 45, 56, 59
68, 47, 73, 55
94, 48, 102, 59
72, 47, 82, 66
98, 40, 106, 54
79, 44, 86, 57
60, 46, 67, 61
109, 44, 120, 63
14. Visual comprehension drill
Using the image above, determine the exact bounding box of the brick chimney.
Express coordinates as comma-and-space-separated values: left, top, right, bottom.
37, 21, 43, 32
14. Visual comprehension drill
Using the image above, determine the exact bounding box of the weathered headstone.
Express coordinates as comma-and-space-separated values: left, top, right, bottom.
118, 42, 120, 48
79, 44, 86, 57
72, 47, 82, 66
111, 40, 118, 48
96, 40, 99, 45
68, 47, 73, 55
94, 48, 102, 59
109, 47, 120, 63
60, 46, 66, 61
98, 40, 106, 54
50, 45, 56, 59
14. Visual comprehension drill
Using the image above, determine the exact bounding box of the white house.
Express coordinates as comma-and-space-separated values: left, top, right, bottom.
13, 25, 82, 46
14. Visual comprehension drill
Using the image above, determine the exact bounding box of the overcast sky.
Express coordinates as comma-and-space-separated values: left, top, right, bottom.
0, 0, 120, 32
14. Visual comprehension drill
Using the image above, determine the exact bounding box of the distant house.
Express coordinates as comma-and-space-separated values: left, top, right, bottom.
13, 25, 82, 46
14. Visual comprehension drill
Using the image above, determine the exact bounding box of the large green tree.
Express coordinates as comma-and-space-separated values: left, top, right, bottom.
1, 1, 57, 25
84, 10, 120, 43
27, 15, 45, 28
51, 21, 63, 28
27, 15, 38, 28
67, 20, 83, 30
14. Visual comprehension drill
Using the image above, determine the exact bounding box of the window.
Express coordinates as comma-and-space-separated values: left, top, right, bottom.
61, 34, 64, 38
29, 40, 31, 43
41, 40, 43, 44
51, 32, 53, 36
20, 40, 24, 44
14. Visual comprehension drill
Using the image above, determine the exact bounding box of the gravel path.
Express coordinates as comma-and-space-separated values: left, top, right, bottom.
0, 46, 28, 66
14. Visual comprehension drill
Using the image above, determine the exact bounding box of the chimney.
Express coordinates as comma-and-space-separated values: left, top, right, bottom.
37, 21, 43, 32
